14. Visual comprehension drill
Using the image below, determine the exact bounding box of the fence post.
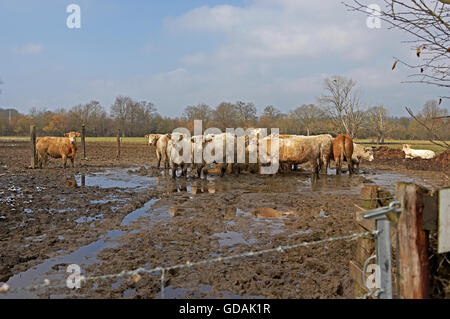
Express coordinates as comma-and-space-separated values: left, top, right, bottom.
30, 125, 37, 169
375, 217, 393, 299
396, 182, 430, 299
81, 124, 86, 160
116, 128, 121, 160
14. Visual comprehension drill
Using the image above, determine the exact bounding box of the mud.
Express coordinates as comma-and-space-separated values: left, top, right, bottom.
372, 146, 450, 172
0, 140, 448, 299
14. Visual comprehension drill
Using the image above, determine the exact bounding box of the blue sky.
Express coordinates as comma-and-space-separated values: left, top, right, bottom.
0, 0, 448, 117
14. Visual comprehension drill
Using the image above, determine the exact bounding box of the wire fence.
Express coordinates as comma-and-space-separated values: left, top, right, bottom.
0, 230, 378, 298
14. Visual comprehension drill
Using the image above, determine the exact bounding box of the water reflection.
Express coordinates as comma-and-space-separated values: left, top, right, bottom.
64, 176, 79, 188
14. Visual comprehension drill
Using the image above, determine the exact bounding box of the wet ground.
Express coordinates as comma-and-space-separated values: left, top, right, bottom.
0, 140, 448, 299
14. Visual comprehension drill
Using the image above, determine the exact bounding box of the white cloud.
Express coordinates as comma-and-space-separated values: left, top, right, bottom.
168, 0, 393, 63
12, 43, 44, 55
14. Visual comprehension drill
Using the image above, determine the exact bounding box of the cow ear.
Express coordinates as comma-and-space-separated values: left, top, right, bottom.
167, 134, 171, 140
144, 135, 148, 139
76, 132, 81, 137
64, 133, 69, 137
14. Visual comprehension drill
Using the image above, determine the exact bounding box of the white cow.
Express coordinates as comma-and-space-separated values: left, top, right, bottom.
352, 143, 374, 173
402, 144, 436, 159
145, 133, 171, 168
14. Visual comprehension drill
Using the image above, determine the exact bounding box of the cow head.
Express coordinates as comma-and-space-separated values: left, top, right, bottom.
146, 134, 162, 146
402, 144, 410, 152
362, 147, 374, 161
64, 132, 80, 144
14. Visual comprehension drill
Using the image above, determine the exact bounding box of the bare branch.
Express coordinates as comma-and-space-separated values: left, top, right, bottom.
405, 106, 450, 149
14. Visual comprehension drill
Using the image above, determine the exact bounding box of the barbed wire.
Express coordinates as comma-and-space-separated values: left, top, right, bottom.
358, 197, 393, 201
0, 230, 378, 298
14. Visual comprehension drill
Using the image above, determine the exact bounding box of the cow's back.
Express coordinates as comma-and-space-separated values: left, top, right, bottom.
37, 137, 71, 158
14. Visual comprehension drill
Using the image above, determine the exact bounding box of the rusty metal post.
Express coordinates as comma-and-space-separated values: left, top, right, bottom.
30, 125, 37, 169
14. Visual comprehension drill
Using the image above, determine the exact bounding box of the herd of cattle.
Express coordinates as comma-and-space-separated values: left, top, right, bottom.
144, 131, 375, 178
32, 130, 437, 178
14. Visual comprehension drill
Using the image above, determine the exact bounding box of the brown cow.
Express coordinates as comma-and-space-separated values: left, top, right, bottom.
36, 132, 80, 169
255, 135, 323, 178
331, 134, 354, 175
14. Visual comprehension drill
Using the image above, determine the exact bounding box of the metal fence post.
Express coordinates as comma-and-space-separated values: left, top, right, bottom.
376, 218, 392, 299
363, 201, 401, 299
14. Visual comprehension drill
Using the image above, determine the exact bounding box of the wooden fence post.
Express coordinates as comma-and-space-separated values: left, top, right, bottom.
81, 124, 86, 160
116, 128, 121, 160
30, 125, 37, 169
396, 182, 430, 299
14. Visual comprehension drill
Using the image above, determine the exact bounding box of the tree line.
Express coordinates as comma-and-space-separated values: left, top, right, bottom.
0, 76, 448, 142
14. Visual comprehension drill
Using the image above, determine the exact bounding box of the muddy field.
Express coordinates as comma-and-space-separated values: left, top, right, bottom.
0, 140, 448, 299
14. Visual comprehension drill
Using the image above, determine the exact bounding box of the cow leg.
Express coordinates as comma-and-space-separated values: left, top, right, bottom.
42, 154, 48, 168
62, 155, 68, 169
182, 164, 188, 178
353, 160, 359, 174
320, 156, 328, 175
202, 167, 208, 179
219, 164, 227, 177
310, 160, 320, 179
233, 164, 241, 176
70, 157, 75, 168
197, 166, 203, 178
156, 151, 161, 168
37, 153, 43, 169
336, 156, 341, 175
171, 165, 177, 179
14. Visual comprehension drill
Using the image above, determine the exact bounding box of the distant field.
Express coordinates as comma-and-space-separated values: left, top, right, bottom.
1, 136, 448, 153
354, 139, 449, 153
0, 136, 148, 144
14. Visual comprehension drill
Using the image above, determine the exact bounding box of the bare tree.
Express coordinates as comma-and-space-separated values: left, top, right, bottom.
69, 101, 107, 136
183, 103, 213, 127
111, 96, 133, 136
318, 76, 366, 137
406, 104, 449, 149
289, 104, 325, 135
213, 102, 239, 130
235, 101, 257, 126
367, 105, 390, 144
344, 0, 450, 95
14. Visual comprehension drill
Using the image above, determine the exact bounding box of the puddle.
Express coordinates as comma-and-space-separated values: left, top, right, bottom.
363, 170, 429, 192
75, 169, 157, 189
2, 230, 123, 299
213, 231, 248, 247
120, 199, 158, 226
74, 214, 104, 224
